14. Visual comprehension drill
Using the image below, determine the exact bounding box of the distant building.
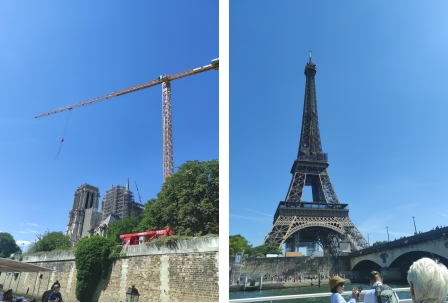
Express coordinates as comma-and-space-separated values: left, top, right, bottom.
66, 184, 102, 245
66, 179, 144, 245
93, 214, 120, 237
100, 178, 144, 221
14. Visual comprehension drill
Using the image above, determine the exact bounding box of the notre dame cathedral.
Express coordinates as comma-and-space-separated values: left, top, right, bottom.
66, 179, 143, 245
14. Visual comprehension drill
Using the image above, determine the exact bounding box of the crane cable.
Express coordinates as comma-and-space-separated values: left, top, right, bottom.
54, 109, 72, 160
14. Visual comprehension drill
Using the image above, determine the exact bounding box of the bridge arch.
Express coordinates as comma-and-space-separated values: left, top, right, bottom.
388, 250, 448, 280
350, 235, 448, 280
352, 259, 381, 272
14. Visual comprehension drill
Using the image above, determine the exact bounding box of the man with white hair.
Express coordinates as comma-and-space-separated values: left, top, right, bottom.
407, 258, 448, 303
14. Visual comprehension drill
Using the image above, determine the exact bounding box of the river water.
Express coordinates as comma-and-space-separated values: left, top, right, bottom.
229, 282, 411, 303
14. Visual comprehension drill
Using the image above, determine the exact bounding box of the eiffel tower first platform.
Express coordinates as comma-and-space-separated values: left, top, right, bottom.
263, 52, 368, 256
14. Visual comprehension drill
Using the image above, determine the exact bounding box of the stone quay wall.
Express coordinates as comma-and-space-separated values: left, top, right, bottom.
1, 237, 219, 302
229, 256, 351, 280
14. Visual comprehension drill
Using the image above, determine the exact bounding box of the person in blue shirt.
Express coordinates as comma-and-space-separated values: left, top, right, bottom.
329, 275, 359, 303
48, 284, 63, 302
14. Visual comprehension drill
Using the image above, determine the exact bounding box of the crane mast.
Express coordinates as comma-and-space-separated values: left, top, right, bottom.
162, 81, 173, 180
35, 58, 218, 182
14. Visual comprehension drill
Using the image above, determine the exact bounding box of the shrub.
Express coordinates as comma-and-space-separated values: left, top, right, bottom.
74, 236, 121, 302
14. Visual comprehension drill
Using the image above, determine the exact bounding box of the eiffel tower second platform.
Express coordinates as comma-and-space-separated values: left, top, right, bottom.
263, 53, 368, 256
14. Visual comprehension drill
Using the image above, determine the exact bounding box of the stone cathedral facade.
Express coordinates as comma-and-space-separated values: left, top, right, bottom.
66, 184, 102, 244
66, 179, 143, 245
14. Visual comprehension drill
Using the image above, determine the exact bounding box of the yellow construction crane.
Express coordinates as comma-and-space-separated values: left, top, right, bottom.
35, 58, 219, 181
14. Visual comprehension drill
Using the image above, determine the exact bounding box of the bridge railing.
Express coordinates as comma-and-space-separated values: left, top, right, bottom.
229, 287, 413, 303
349, 226, 448, 257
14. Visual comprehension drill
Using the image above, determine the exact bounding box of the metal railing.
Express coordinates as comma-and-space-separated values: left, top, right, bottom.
229, 287, 412, 303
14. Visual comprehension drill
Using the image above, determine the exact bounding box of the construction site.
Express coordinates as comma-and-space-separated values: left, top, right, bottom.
101, 180, 143, 221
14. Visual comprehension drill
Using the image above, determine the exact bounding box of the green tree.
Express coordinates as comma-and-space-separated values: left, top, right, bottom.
372, 240, 389, 246
246, 244, 283, 257
28, 231, 71, 253
137, 198, 157, 231
75, 236, 120, 302
229, 234, 249, 256
0, 232, 21, 258
139, 160, 219, 236
106, 217, 139, 244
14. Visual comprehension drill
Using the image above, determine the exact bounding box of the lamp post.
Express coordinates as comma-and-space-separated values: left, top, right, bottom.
413, 216, 417, 235
386, 227, 389, 242
126, 285, 140, 302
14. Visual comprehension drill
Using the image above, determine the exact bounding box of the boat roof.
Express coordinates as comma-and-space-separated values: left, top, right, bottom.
0, 258, 56, 273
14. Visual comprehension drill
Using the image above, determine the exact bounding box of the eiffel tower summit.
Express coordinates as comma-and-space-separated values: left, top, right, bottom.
263, 52, 368, 256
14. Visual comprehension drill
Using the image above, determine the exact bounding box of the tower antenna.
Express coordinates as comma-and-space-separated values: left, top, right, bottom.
309, 49, 312, 62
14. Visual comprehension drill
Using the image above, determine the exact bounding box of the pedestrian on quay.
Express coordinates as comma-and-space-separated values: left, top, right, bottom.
48, 283, 63, 302
407, 258, 448, 303
42, 281, 61, 302
363, 271, 399, 303
2, 289, 13, 302
329, 276, 359, 303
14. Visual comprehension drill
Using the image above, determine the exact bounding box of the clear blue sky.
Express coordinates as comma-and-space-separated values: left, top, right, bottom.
0, 1, 218, 249
230, 1, 448, 249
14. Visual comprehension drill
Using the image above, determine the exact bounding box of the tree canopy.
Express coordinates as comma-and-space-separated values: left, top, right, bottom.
28, 231, 71, 253
372, 240, 389, 246
138, 160, 219, 236
106, 217, 139, 244
229, 234, 249, 256
246, 243, 282, 257
229, 234, 283, 257
0, 232, 21, 258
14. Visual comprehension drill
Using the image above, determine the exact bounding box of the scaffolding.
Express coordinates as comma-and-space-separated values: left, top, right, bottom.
100, 184, 144, 221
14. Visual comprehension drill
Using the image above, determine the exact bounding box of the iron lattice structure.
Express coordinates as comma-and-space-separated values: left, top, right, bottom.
263, 53, 368, 256
162, 81, 174, 180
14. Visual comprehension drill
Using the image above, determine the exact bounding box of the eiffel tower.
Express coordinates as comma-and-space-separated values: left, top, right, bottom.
263, 52, 368, 256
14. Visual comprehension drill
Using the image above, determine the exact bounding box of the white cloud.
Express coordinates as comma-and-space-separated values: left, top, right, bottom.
16, 240, 32, 246
230, 213, 272, 223
27, 223, 39, 227
18, 229, 39, 234
243, 208, 273, 217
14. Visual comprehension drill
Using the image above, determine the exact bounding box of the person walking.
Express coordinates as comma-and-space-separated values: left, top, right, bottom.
329, 276, 359, 303
407, 258, 448, 303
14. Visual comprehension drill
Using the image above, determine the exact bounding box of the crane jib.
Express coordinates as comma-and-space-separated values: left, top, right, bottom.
35, 59, 218, 118
34, 58, 218, 182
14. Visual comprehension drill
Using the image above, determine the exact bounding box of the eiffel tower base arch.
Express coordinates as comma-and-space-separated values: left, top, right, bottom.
263, 214, 366, 256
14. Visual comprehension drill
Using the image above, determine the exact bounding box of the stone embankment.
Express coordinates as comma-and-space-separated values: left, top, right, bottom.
1, 237, 219, 302
229, 255, 351, 279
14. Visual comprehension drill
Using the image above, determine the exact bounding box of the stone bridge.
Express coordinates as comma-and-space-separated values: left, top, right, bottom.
348, 227, 448, 281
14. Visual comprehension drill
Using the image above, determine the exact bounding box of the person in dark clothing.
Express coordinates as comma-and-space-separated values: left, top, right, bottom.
48, 283, 63, 302
2, 289, 13, 302
42, 281, 60, 302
